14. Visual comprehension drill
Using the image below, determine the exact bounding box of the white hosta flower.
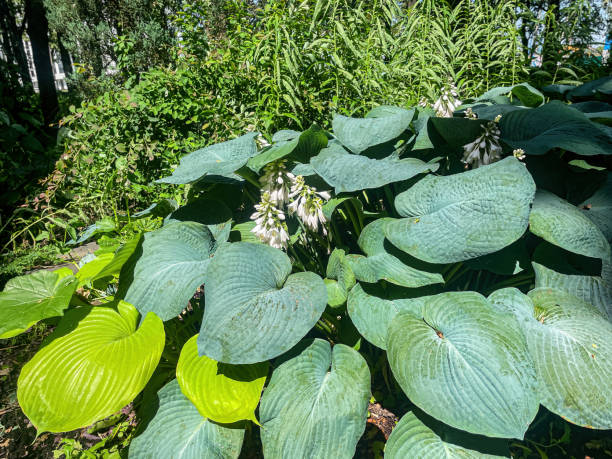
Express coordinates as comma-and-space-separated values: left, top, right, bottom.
464, 107, 478, 120
257, 134, 271, 148
462, 121, 503, 168
259, 160, 295, 205
288, 175, 330, 235
433, 79, 462, 118
251, 191, 290, 249
513, 148, 526, 161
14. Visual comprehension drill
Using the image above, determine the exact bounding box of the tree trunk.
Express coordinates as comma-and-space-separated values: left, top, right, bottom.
0, 0, 32, 86
57, 33, 73, 77
25, 0, 59, 126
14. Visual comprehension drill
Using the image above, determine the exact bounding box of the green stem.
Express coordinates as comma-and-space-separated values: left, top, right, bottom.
343, 201, 361, 238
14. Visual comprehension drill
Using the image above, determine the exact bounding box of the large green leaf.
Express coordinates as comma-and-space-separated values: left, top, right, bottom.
427, 118, 489, 148
158, 132, 258, 184
347, 219, 443, 288
129, 379, 244, 459
247, 124, 328, 172
332, 106, 414, 154
347, 284, 425, 350
385, 410, 510, 459
75, 253, 115, 287
0, 270, 77, 339
499, 101, 612, 156
570, 101, 612, 124
176, 335, 267, 424
122, 222, 215, 321
259, 339, 370, 458
67, 216, 116, 245
580, 175, 612, 242
476, 83, 544, 107
198, 242, 327, 364
533, 262, 612, 321
310, 143, 437, 193
385, 157, 536, 263
568, 76, 612, 101
165, 197, 233, 243
490, 287, 612, 429
93, 234, 142, 281
529, 190, 610, 261
387, 291, 538, 438
326, 248, 356, 294
18, 301, 164, 433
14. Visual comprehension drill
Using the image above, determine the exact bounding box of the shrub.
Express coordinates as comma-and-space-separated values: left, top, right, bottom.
1, 76, 611, 456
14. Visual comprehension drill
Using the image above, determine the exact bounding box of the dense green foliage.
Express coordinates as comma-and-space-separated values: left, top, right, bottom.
2, 0, 609, 255
1, 75, 611, 457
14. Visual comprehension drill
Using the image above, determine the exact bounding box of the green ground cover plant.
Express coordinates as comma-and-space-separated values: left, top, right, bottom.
1, 75, 611, 457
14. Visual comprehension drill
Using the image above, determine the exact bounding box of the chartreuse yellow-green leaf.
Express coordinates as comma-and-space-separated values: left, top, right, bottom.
176, 335, 267, 424
0, 269, 78, 339
17, 301, 164, 433
75, 253, 115, 287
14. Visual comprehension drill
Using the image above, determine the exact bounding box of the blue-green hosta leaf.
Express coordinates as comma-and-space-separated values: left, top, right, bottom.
0, 270, 77, 338
229, 221, 261, 243
347, 284, 425, 350
580, 176, 612, 242
198, 242, 327, 364
259, 339, 370, 458
129, 379, 244, 459
542, 84, 576, 99
176, 335, 267, 424
387, 291, 538, 438
346, 254, 444, 288
529, 190, 610, 261
426, 118, 489, 148
471, 104, 524, 121
158, 132, 258, 184
476, 83, 544, 107
122, 222, 215, 321
533, 262, 612, 322
385, 157, 536, 263
165, 198, 233, 243
324, 279, 347, 308
18, 301, 164, 433
326, 249, 356, 294
247, 124, 328, 172
332, 106, 414, 154
132, 199, 178, 218
347, 219, 444, 288
570, 101, 612, 123
490, 288, 612, 429
499, 101, 612, 156
385, 411, 510, 459
568, 76, 612, 101
310, 143, 438, 193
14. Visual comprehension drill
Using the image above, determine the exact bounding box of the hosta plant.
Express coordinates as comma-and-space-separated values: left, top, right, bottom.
1, 76, 612, 458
